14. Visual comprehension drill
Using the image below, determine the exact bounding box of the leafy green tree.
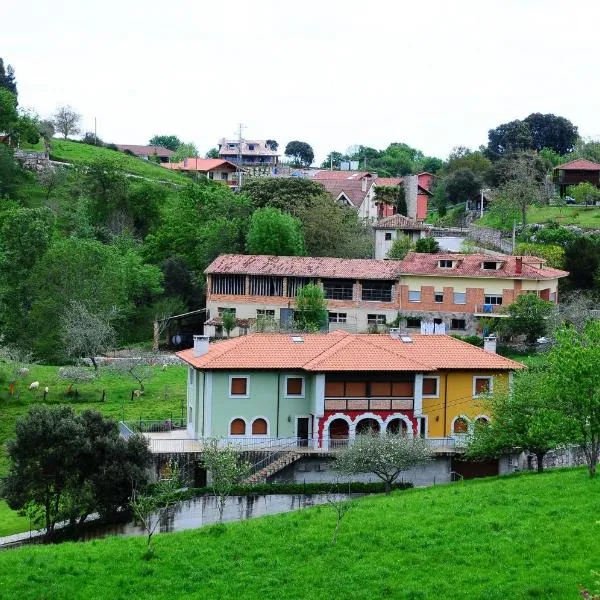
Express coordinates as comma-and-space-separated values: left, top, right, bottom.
160, 256, 202, 309
145, 182, 252, 274
502, 293, 554, 344
495, 156, 543, 225
374, 185, 407, 215
265, 139, 278, 151
246, 207, 305, 256
414, 236, 440, 253
444, 147, 492, 178
467, 369, 569, 472
321, 151, 345, 169
387, 236, 413, 260
0, 145, 23, 197
564, 237, 600, 290
445, 168, 480, 204
171, 142, 198, 162
523, 113, 578, 155
514, 243, 564, 269
202, 440, 250, 522
2, 405, 151, 539
0, 58, 17, 97
221, 310, 237, 337
148, 135, 181, 151
295, 283, 327, 331
567, 182, 600, 206
205, 147, 219, 158
284, 140, 314, 166
126, 181, 166, 238
26, 237, 162, 361
83, 157, 129, 227
0, 88, 18, 132
334, 433, 432, 494
548, 323, 600, 477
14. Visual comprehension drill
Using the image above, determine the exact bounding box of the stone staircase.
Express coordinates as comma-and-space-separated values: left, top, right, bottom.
245, 451, 302, 484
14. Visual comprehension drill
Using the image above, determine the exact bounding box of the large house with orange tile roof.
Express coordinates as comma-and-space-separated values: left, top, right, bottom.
312, 171, 433, 221
203, 253, 568, 337
175, 330, 523, 482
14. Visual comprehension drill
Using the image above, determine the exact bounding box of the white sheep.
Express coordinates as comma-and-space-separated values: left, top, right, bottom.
18, 367, 30, 377
44, 387, 49, 394
29, 381, 40, 390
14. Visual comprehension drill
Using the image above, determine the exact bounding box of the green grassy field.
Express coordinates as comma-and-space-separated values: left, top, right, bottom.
47, 140, 189, 185
476, 204, 600, 230
0, 468, 596, 599
0, 364, 187, 537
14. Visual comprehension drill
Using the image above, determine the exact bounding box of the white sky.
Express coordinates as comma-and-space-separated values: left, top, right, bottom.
4, 0, 600, 164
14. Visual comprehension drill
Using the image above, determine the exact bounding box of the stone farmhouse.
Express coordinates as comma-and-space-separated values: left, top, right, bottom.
203, 253, 568, 337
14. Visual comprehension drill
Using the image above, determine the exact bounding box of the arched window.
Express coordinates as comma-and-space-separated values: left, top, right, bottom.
230, 418, 246, 435
453, 417, 469, 434
251, 418, 268, 435
387, 418, 408, 436
356, 418, 380, 435
329, 419, 349, 440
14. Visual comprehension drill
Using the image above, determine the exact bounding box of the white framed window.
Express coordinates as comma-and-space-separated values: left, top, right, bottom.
422, 376, 440, 398
434, 292, 444, 303
451, 318, 466, 330
385, 232, 392, 241
367, 314, 386, 325
328, 312, 347, 323
218, 307, 236, 317
473, 376, 493, 397
257, 309, 275, 317
229, 417, 247, 436
408, 290, 421, 303
482, 261, 500, 270
251, 417, 269, 436
438, 260, 453, 268
285, 375, 305, 398
484, 295, 503, 305
229, 375, 250, 398
453, 292, 466, 304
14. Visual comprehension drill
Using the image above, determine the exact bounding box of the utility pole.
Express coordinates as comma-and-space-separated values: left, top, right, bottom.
236, 122, 246, 189
480, 189, 484, 219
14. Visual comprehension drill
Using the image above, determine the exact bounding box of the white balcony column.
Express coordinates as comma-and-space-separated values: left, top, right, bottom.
314, 374, 325, 417
414, 373, 424, 418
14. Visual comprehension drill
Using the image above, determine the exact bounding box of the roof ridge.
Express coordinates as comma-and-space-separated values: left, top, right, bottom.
301, 332, 355, 369
364, 335, 435, 370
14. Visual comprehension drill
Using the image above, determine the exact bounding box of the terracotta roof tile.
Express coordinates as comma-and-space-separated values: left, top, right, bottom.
399, 253, 568, 280
163, 158, 239, 171
315, 179, 373, 208
205, 254, 402, 280
554, 158, 600, 171
374, 177, 403, 187
177, 332, 523, 372
312, 171, 372, 181
373, 215, 430, 230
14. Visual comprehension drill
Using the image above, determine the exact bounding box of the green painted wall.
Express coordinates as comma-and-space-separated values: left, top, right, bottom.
187, 368, 204, 436
208, 370, 313, 438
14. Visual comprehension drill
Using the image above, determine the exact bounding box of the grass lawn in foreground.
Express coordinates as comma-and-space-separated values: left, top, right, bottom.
0, 468, 597, 599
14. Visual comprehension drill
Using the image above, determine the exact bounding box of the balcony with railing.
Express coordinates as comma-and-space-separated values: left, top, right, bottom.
324, 397, 413, 411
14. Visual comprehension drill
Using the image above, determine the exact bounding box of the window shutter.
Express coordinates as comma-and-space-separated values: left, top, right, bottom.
230, 419, 246, 435
252, 418, 267, 435
231, 377, 247, 395
423, 378, 437, 395
286, 378, 303, 396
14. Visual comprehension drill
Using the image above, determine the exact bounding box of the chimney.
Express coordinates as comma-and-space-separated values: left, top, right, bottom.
192, 335, 210, 358
515, 256, 522, 274
483, 335, 497, 354
361, 177, 367, 192
389, 328, 401, 340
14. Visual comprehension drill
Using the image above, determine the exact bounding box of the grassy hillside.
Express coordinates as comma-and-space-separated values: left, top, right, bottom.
0, 469, 597, 599
0, 364, 187, 536
47, 140, 189, 184
475, 205, 600, 230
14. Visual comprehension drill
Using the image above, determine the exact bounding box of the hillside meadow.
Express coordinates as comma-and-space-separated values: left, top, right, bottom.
0, 363, 187, 536
0, 468, 597, 599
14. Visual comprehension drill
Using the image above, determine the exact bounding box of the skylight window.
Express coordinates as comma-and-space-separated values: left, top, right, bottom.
291, 336, 304, 343
400, 336, 413, 343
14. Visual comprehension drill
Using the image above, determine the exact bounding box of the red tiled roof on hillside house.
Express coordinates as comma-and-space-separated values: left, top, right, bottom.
205, 254, 403, 279
116, 144, 173, 158
177, 331, 524, 372
399, 253, 568, 280
373, 177, 403, 187
317, 179, 374, 208
373, 214, 429, 230
553, 159, 600, 171
163, 158, 240, 172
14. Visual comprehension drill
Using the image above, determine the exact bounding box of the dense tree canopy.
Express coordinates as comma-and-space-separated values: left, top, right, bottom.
246, 207, 305, 256
148, 135, 181, 151
0, 57, 17, 98
284, 140, 314, 166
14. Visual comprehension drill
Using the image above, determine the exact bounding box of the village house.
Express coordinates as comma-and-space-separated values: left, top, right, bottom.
162, 158, 242, 188
553, 158, 600, 197
218, 139, 279, 176
373, 214, 432, 259
176, 330, 523, 482
116, 144, 174, 163
203, 253, 568, 337
312, 171, 433, 221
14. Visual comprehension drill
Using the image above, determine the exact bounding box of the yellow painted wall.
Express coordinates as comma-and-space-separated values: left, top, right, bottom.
402, 275, 558, 295
423, 370, 510, 437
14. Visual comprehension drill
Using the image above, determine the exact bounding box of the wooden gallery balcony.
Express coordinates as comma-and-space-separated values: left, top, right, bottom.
324, 378, 414, 411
